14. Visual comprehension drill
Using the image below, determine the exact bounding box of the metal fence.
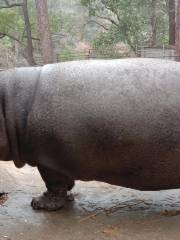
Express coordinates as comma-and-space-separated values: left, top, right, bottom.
35, 48, 130, 65
0, 46, 179, 69
136, 45, 178, 60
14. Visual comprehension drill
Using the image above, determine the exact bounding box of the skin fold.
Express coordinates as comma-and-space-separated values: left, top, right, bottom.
1, 58, 180, 211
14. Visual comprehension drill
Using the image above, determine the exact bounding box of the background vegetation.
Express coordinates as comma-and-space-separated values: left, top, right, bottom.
0, 0, 179, 67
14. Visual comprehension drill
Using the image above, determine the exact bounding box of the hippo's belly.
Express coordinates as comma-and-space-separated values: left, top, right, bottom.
59, 111, 180, 191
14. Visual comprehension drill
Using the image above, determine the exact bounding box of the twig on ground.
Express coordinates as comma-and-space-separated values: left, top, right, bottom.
78, 212, 100, 223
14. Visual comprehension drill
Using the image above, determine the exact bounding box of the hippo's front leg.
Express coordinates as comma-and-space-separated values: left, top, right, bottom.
31, 165, 75, 211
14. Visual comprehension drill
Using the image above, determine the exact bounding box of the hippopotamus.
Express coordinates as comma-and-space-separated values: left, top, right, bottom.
1, 58, 180, 211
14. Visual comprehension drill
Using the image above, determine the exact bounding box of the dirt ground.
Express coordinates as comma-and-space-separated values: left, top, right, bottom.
1, 162, 180, 240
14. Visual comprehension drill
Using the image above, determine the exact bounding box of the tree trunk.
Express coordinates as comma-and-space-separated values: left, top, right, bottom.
176, 0, 180, 61
35, 0, 54, 64
22, 0, 36, 66
150, 0, 157, 46
169, 0, 176, 45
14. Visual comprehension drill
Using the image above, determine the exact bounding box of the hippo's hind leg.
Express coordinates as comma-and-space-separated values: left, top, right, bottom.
31, 165, 75, 211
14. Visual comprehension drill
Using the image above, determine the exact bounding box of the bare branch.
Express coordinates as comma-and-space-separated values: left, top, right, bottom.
24, 36, 40, 41
85, 20, 109, 31
31, 37, 40, 41
0, 32, 24, 45
101, 0, 121, 21
0, 0, 23, 9
96, 15, 119, 27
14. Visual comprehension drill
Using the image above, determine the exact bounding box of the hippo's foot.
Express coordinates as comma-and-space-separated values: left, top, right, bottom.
31, 189, 74, 211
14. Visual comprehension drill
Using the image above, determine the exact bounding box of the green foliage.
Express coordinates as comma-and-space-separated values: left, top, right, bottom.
80, 0, 169, 51
0, 0, 171, 65
27, 1, 38, 37
156, 11, 169, 45
0, 6, 34, 48
0, 9, 23, 35
58, 47, 88, 61
49, 13, 79, 37
0, 0, 88, 58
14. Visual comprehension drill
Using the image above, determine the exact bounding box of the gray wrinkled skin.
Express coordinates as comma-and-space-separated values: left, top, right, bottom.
1, 58, 180, 210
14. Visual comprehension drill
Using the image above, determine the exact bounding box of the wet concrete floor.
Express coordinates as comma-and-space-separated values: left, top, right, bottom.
1, 162, 180, 240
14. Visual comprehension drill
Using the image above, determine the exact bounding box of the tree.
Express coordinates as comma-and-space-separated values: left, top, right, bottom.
35, 0, 54, 64
150, 0, 157, 46
169, 0, 175, 45
22, 0, 36, 65
148, 0, 169, 46
176, 0, 180, 60
0, 0, 36, 65
81, 0, 170, 50
80, 0, 163, 51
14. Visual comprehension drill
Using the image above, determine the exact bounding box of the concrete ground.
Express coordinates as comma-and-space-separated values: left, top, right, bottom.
1, 162, 180, 240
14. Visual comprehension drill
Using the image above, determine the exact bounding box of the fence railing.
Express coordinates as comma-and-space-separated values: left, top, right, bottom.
35, 48, 131, 65
1, 46, 180, 69
136, 45, 178, 60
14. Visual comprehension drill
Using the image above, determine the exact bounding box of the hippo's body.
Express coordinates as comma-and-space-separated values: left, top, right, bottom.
1, 58, 180, 210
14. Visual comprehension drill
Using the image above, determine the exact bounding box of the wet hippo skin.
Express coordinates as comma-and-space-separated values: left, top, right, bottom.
1, 58, 180, 211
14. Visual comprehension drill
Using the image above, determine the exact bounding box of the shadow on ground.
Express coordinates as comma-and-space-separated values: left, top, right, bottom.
1, 162, 180, 240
